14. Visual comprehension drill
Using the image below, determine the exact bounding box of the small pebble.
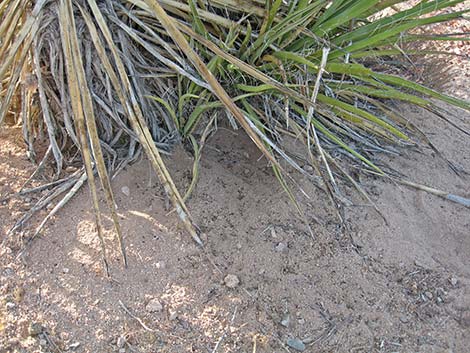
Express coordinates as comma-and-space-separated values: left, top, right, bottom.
65, 166, 78, 173
270, 227, 277, 238
424, 291, 433, 300
146, 298, 163, 313
236, 243, 242, 250
68, 342, 81, 350
39, 339, 47, 347
119, 349, 126, 353
169, 310, 178, 321
117, 336, 126, 348
243, 169, 250, 175
5, 302, 16, 310
62, 267, 70, 274
399, 315, 409, 323
303, 165, 314, 173
414, 260, 427, 268
280, 314, 290, 327
28, 322, 43, 337
2, 267, 14, 276
286, 338, 306, 352
156, 261, 166, 270
46, 203, 54, 210
224, 274, 240, 288
275, 242, 287, 253
121, 186, 130, 197
7, 338, 19, 346
449, 277, 458, 287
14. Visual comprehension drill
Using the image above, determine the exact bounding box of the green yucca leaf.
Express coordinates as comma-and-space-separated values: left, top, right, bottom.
188, 0, 206, 37
146, 95, 179, 130
316, 94, 409, 140
327, 10, 469, 60
313, 0, 380, 35
371, 73, 470, 111
330, 0, 467, 46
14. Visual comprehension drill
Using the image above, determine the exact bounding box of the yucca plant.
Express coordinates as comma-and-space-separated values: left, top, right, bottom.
1, 0, 469, 272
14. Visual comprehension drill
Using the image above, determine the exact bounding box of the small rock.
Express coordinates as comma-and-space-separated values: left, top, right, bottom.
7, 338, 19, 346
68, 342, 81, 350
117, 336, 126, 348
28, 322, 43, 337
297, 318, 305, 325
399, 315, 409, 323
121, 186, 130, 197
438, 287, 448, 296
169, 310, 178, 321
280, 314, 290, 327
39, 339, 47, 347
65, 166, 78, 173
449, 277, 458, 287
5, 302, 16, 310
224, 274, 240, 288
156, 261, 166, 269
2, 267, 15, 276
243, 152, 250, 159
236, 243, 242, 250
275, 242, 287, 253
46, 203, 54, 210
146, 298, 163, 313
243, 169, 250, 175
270, 227, 277, 238
437, 297, 444, 305
24, 197, 32, 203
424, 291, 433, 300
62, 267, 70, 274
119, 349, 126, 353
414, 260, 427, 269
303, 165, 314, 173
286, 338, 306, 352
